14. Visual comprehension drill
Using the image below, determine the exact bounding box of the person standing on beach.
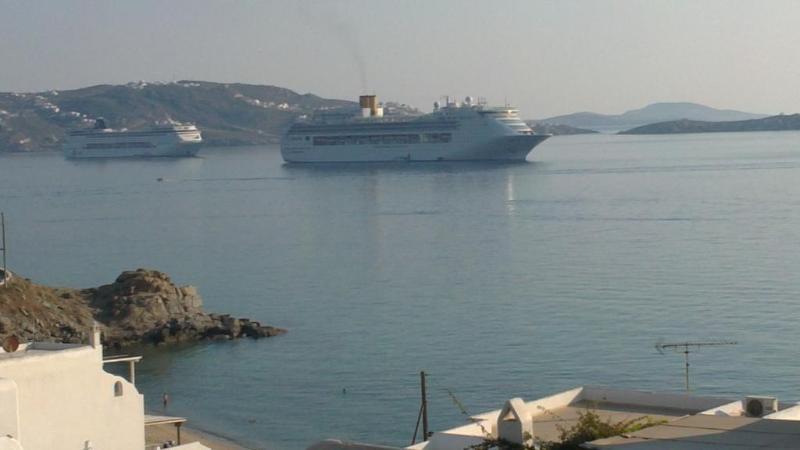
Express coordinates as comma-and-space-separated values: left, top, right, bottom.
162, 392, 170, 411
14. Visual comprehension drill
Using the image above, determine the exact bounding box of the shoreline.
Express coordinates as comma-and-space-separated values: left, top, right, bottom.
146, 422, 256, 450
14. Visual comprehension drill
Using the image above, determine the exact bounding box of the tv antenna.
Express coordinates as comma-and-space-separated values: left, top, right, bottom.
655, 340, 737, 392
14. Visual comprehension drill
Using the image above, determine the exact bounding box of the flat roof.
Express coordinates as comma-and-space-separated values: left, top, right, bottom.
0, 342, 89, 361
528, 400, 695, 443
586, 415, 800, 449
309, 439, 403, 450
435, 399, 698, 444
145, 415, 187, 427
411, 387, 734, 450
103, 355, 143, 364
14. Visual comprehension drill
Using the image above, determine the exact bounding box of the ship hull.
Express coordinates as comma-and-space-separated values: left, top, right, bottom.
64, 142, 201, 159
281, 134, 550, 163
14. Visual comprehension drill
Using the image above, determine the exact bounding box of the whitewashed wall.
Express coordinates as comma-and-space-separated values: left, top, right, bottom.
0, 342, 144, 450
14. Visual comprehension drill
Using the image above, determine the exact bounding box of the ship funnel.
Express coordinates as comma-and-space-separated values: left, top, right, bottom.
359, 95, 380, 117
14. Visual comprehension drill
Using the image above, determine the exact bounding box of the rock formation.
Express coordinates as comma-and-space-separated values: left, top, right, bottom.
0, 269, 284, 348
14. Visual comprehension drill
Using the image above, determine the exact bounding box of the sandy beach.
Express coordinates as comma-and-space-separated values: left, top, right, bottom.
146, 423, 255, 450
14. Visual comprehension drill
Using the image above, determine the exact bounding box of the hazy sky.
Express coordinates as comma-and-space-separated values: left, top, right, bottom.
2, 0, 799, 117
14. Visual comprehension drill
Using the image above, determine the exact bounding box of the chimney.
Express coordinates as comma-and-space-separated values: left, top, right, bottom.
497, 398, 534, 445
90, 322, 101, 349
359, 95, 378, 117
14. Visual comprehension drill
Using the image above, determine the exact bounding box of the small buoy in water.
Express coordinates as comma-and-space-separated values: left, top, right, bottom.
342, 388, 347, 395
157, 177, 164, 182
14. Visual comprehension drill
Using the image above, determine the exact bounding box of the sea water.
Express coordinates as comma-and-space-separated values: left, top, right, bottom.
2, 132, 800, 449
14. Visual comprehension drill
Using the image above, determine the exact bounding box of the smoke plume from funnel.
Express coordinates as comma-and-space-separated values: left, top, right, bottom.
296, 4, 368, 92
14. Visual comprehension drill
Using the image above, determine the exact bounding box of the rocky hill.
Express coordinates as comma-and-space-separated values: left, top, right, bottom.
619, 114, 800, 135
537, 102, 768, 132
0, 80, 354, 152
0, 268, 284, 348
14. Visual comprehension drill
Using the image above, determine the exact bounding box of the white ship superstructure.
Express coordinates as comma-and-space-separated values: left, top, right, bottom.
281, 95, 549, 163
63, 118, 202, 158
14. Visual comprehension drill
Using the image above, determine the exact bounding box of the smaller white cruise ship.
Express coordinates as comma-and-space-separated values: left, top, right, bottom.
63, 118, 202, 158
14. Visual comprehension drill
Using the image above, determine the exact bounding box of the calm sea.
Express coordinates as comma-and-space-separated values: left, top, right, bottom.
2, 132, 800, 449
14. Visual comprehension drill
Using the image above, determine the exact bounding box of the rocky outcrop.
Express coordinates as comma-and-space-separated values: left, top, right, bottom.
0, 269, 284, 348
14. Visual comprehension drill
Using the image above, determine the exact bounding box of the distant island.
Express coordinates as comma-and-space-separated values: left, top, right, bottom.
526, 121, 598, 135
536, 102, 768, 133
0, 80, 362, 152
619, 114, 800, 135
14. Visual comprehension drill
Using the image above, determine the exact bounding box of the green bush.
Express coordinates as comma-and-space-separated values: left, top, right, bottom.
542, 410, 665, 450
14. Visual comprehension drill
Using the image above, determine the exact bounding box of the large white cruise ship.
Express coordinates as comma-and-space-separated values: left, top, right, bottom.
281, 95, 549, 163
63, 118, 202, 158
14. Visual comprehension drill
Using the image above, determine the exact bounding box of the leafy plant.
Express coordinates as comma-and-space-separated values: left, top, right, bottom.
542, 410, 665, 450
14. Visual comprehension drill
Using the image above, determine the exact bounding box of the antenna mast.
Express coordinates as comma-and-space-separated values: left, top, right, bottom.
411, 371, 430, 445
656, 340, 737, 392
1, 212, 6, 287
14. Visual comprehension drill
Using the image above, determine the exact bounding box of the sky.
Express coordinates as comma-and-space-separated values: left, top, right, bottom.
1, 0, 799, 118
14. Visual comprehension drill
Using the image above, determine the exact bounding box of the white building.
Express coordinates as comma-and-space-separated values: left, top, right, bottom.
0, 327, 209, 450
0, 328, 142, 450
407, 386, 735, 450
310, 386, 800, 450
589, 394, 800, 449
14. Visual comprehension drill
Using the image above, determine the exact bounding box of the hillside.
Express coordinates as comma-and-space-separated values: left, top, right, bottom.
537, 102, 767, 132
0, 80, 355, 152
619, 114, 800, 135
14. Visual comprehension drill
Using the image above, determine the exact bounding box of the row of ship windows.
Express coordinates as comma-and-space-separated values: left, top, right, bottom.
313, 133, 452, 146
73, 131, 194, 138
85, 142, 156, 149
497, 119, 529, 126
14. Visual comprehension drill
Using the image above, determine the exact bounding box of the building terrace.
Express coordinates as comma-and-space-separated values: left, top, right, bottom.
407, 386, 734, 450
